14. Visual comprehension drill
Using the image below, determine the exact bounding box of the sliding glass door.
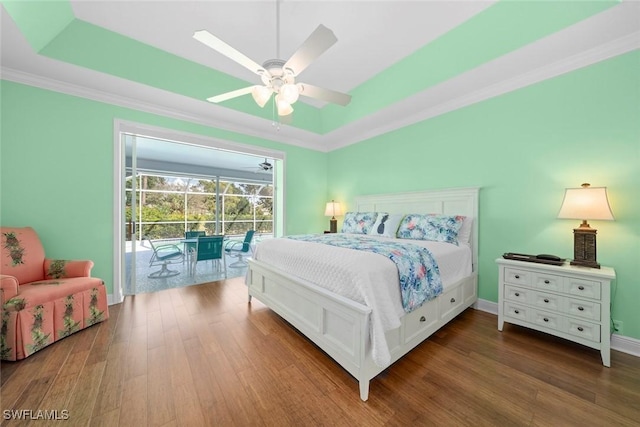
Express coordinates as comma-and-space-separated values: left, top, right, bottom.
117, 125, 283, 298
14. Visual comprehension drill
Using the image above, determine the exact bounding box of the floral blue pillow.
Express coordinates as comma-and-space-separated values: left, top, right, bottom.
341, 212, 378, 234
396, 214, 465, 244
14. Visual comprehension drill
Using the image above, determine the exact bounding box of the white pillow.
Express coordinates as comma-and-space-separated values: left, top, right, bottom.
369, 213, 405, 238
457, 217, 473, 244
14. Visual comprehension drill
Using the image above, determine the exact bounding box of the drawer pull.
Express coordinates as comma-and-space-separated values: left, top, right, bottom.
543, 317, 549, 322
515, 292, 520, 297
450, 298, 456, 303
543, 298, 549, 303
578, 285, 585, 291
578, 306, 584, 311
577, 326, 584, 332
419, 316, 426, 322
515, 275, 520, 279
514, 309, 520, 314
544, 280, 550, 284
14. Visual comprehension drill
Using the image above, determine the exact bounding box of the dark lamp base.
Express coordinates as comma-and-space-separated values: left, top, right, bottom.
571, 226, 601, 269
329, 218, 337, 234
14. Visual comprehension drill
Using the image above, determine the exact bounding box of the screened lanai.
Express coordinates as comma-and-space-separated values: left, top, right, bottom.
126, 172, 274, 241
122, 132, 281, 295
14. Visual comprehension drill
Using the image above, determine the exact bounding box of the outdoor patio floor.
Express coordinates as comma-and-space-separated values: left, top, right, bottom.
125, 239, 250, 294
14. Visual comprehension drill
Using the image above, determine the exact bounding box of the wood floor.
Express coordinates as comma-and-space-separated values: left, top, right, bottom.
2, 277, 639, 426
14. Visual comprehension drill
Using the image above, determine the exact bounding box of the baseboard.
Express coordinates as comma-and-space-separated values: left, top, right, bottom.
107, 293, 121, 306
611, 334, 640, 358
474, 298, 498, 315
474, 298, 640, 359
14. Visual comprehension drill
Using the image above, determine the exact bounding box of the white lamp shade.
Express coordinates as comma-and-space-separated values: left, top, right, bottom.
275, 94, 294, 116
324, 201, 343, 217
251, 85, 272, 108
557, 186, 614, 220
280, 84, 300, 104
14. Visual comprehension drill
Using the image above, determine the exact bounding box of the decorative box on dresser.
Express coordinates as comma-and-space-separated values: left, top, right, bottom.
496, 258, 616, 366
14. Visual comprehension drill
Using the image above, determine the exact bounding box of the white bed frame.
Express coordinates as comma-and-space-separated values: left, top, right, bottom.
247, 187, 479, 401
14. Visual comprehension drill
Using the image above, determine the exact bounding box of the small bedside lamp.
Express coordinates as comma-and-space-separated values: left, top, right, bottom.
557, 183, 614, 269
324, 200, 343, 233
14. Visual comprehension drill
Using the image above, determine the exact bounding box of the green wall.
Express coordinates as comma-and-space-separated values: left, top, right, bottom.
328, 51, 640, 340
1, 51, 638, 341
0, 81, 328, 295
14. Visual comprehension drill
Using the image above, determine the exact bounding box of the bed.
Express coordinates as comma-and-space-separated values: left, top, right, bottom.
246, 187, 479, 401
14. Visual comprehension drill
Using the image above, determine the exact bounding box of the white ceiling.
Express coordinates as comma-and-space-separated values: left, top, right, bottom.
127, 136, 275, 182
70, 0, 495, 104
2, 0, 639, 168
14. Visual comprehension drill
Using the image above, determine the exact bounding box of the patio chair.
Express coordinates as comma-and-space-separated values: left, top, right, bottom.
184, 230, 206, 253
191, 235, 226, 278
147, 237, 184, 278
224, 230, 255, 268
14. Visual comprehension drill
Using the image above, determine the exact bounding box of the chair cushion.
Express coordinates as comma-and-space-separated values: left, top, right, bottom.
7, 277, 105, 310
1, 227, 46, 285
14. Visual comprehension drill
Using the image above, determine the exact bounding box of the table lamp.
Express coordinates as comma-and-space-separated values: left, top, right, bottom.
324, 200, 343, 233
557, 183, 614, 269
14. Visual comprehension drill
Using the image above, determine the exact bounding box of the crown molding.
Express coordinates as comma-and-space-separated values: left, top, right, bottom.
322, 30, 640, 151
2, 26, 637, 155
0, 66, 327, 152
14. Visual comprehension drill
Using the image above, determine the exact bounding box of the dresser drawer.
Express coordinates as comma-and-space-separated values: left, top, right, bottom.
439, 286, 464, 320
567, 299, 601, 321
503, 301, 529, 322
532, 290, 563, 312
404, 301, 438, 343
567, 319, 600, 343
530, 308, 565, 333
504, 285, 529, 304
565, 277, 601, 300
532, 272, 564, 293
504, 268, 531, 286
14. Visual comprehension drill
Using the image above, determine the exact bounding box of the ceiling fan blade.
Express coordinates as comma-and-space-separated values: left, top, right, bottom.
283, 24, 337, 76
297, 83, 351, 106
194, 30, 269, 77
206, 86, 256, 103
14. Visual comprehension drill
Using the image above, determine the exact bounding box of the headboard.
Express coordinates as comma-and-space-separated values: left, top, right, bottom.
354, 187, 480, 272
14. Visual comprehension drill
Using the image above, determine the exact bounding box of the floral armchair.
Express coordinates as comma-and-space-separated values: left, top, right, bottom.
1, 226, 109, 361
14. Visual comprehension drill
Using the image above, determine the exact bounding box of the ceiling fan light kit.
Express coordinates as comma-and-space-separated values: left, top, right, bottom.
275, 94, 294, 116
251, 85, 272, 108
193, 17, 351, 120
280, 83, 299, 104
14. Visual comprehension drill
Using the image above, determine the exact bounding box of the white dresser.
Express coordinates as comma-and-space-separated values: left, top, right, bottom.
496, 258, 615, 366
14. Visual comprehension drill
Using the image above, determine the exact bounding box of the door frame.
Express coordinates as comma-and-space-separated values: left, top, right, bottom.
112, 119, 286, 304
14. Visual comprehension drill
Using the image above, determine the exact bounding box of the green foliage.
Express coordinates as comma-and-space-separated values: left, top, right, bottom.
126, 175, 274, 239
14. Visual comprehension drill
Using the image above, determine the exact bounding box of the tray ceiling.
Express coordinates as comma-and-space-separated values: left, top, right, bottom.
2, 1, 639, 152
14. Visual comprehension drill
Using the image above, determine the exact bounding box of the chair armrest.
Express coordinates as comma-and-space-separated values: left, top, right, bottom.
44, 259, 94, 279
1, 274, 19, 305
156, 244, 183, 255
224, 240, 243, 251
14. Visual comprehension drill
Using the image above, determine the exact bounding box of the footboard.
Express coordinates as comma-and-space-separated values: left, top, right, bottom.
247, 259, 478, 401
247, 260, 372, 384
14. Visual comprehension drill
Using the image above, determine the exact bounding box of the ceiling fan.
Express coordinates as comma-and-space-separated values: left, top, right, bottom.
257, 158, 273, 172
193, 11, 351, 117
242, 158, 273, 173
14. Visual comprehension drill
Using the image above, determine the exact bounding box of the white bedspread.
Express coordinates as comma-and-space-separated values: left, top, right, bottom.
252, 234, 472, 367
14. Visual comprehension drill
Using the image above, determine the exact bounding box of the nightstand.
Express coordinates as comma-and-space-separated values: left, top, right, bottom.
496, 258, 615, 367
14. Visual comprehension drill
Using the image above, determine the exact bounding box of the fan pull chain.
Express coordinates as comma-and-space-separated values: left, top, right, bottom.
271, 97, 280, 131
